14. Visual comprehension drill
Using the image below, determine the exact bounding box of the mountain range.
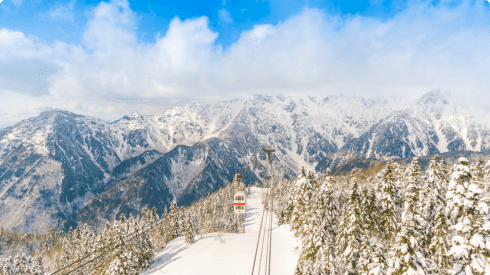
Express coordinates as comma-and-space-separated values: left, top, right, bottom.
1, 90, 489, 232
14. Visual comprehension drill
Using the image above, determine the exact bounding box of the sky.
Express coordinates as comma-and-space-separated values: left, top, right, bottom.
0, 0, 490, 129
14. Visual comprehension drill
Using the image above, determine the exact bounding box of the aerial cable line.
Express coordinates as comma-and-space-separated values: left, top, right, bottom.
52, 217, 163, 275
268, 195, 273, 275
251, 190, 268, 275
258, 206, 269, 275
264, 201, 272, 275
59, 225, 155, 275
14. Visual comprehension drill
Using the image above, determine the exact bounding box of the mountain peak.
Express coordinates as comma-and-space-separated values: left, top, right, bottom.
120, 112, 145, 120
415, 89, 449, 107
38, 109, 80, 117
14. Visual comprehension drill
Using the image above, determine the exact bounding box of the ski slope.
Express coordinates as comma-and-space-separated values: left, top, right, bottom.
143, 187, 300, 275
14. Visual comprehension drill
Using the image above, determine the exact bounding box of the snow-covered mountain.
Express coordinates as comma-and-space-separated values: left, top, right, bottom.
0, 90, 489, 232
75, 138, 260, 227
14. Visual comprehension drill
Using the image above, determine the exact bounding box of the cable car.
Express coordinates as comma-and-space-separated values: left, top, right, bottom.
234, 191, 247, 214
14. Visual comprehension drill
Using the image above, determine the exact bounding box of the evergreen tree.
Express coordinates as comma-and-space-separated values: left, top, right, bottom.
406, 158, 430, 257
185, 216, 195, 245
446, 157, 490, 275
470, 158, 485, 189
32, 256, 45, 275
298, 172, 320, 274
377, 158, 399, 245
336, 169, 363, 275
60, 237, 73, 269
14, 253, 30, 275
482, 159, 490, 194
169, 201, 179, 239
289, 167, 313, 238
429, 200, 450, 272
313, 169, 339, 275
2, 256, 14, 275
359, 186, 385, 275
389, 159, 429, 275
426, 155, 451, 271
134, 217, 154, 271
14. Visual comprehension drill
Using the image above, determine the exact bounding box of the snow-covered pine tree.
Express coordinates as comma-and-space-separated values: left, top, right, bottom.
289, 167, 313, 238
60, 236, 73, 269
92, 222, 110, 274
80, 224, 94, 257
134, 217, 154, 271
13, 253, 30, 275
470, 158, 485, 189
482, 159, 490, 194
425, 155, 451, 271
178, 206, 186, 236
389, 158, 429, 275
169, 201, 179, 240
336, 168, 363, 275
107, 217, 138, 275
299, 173, 321, 274
2, 256, 14, 275
446, 157, 490, 275
312, 169, 338, 275
359, 185, 385, 275
32, 256, 45, 275
185, 216, 195, 245
377, 158, 399, 245
405, 158, 430, 257
429, 199, 450, 272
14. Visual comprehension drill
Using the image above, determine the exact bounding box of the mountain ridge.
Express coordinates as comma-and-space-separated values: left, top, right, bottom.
1, 91, 489, 232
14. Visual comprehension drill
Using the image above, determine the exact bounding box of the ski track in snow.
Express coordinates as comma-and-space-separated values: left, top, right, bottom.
143, 187, 300, 275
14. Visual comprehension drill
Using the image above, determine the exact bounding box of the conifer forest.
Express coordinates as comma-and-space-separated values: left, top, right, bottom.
1, 155, 490, 274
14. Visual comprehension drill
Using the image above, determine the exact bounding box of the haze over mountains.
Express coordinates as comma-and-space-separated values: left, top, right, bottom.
0, 90, 489, 232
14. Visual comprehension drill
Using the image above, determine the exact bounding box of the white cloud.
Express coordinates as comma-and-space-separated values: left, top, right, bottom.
1, 0, 490, 126
48, 1, 75, 22
218, 8, 233, 24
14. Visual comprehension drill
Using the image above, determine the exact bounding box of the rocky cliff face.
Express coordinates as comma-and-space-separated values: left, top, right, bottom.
1, 90, 489, 232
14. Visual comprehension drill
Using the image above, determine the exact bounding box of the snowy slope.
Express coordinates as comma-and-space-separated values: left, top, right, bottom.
143, 187, 300, 275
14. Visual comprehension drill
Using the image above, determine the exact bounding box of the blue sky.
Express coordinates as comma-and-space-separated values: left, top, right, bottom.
0, 0, 408, 49
0, 0, 490, 128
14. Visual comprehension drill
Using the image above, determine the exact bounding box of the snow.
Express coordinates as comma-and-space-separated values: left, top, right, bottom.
143, 187, 300, 275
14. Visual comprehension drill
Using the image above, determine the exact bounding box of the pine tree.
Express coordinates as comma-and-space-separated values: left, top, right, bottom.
482, 159, 490, 194
32, 256, 45, 275
336, 169, 363, 275
60, 237, 73, 269
185, 216, 195, 245
425, 155, 451, 271
296, 172, 320, 274
405, 158, 430, 257
389, 159, 428, 275
377, 158, 399, 245
446, 157, 490, 275
2, 256, 14, 275
470, 158, 485, 189
289, 167, 313, 238
14, 253, 30, 275
429, 200, 450, 272
134, 217, 154, 271
359, 186, 385, 275
92, 223, 110, 274
169, 201, 179, 240
312, 169, 339, 275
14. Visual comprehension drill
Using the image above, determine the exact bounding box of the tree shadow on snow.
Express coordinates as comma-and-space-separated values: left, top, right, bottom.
146, 240, 189, 273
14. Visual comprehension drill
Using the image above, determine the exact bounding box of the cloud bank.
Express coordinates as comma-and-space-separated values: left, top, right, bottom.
1, 0, 490, 127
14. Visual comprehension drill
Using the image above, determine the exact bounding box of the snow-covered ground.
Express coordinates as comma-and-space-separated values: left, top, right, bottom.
143, 187, 300, 275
